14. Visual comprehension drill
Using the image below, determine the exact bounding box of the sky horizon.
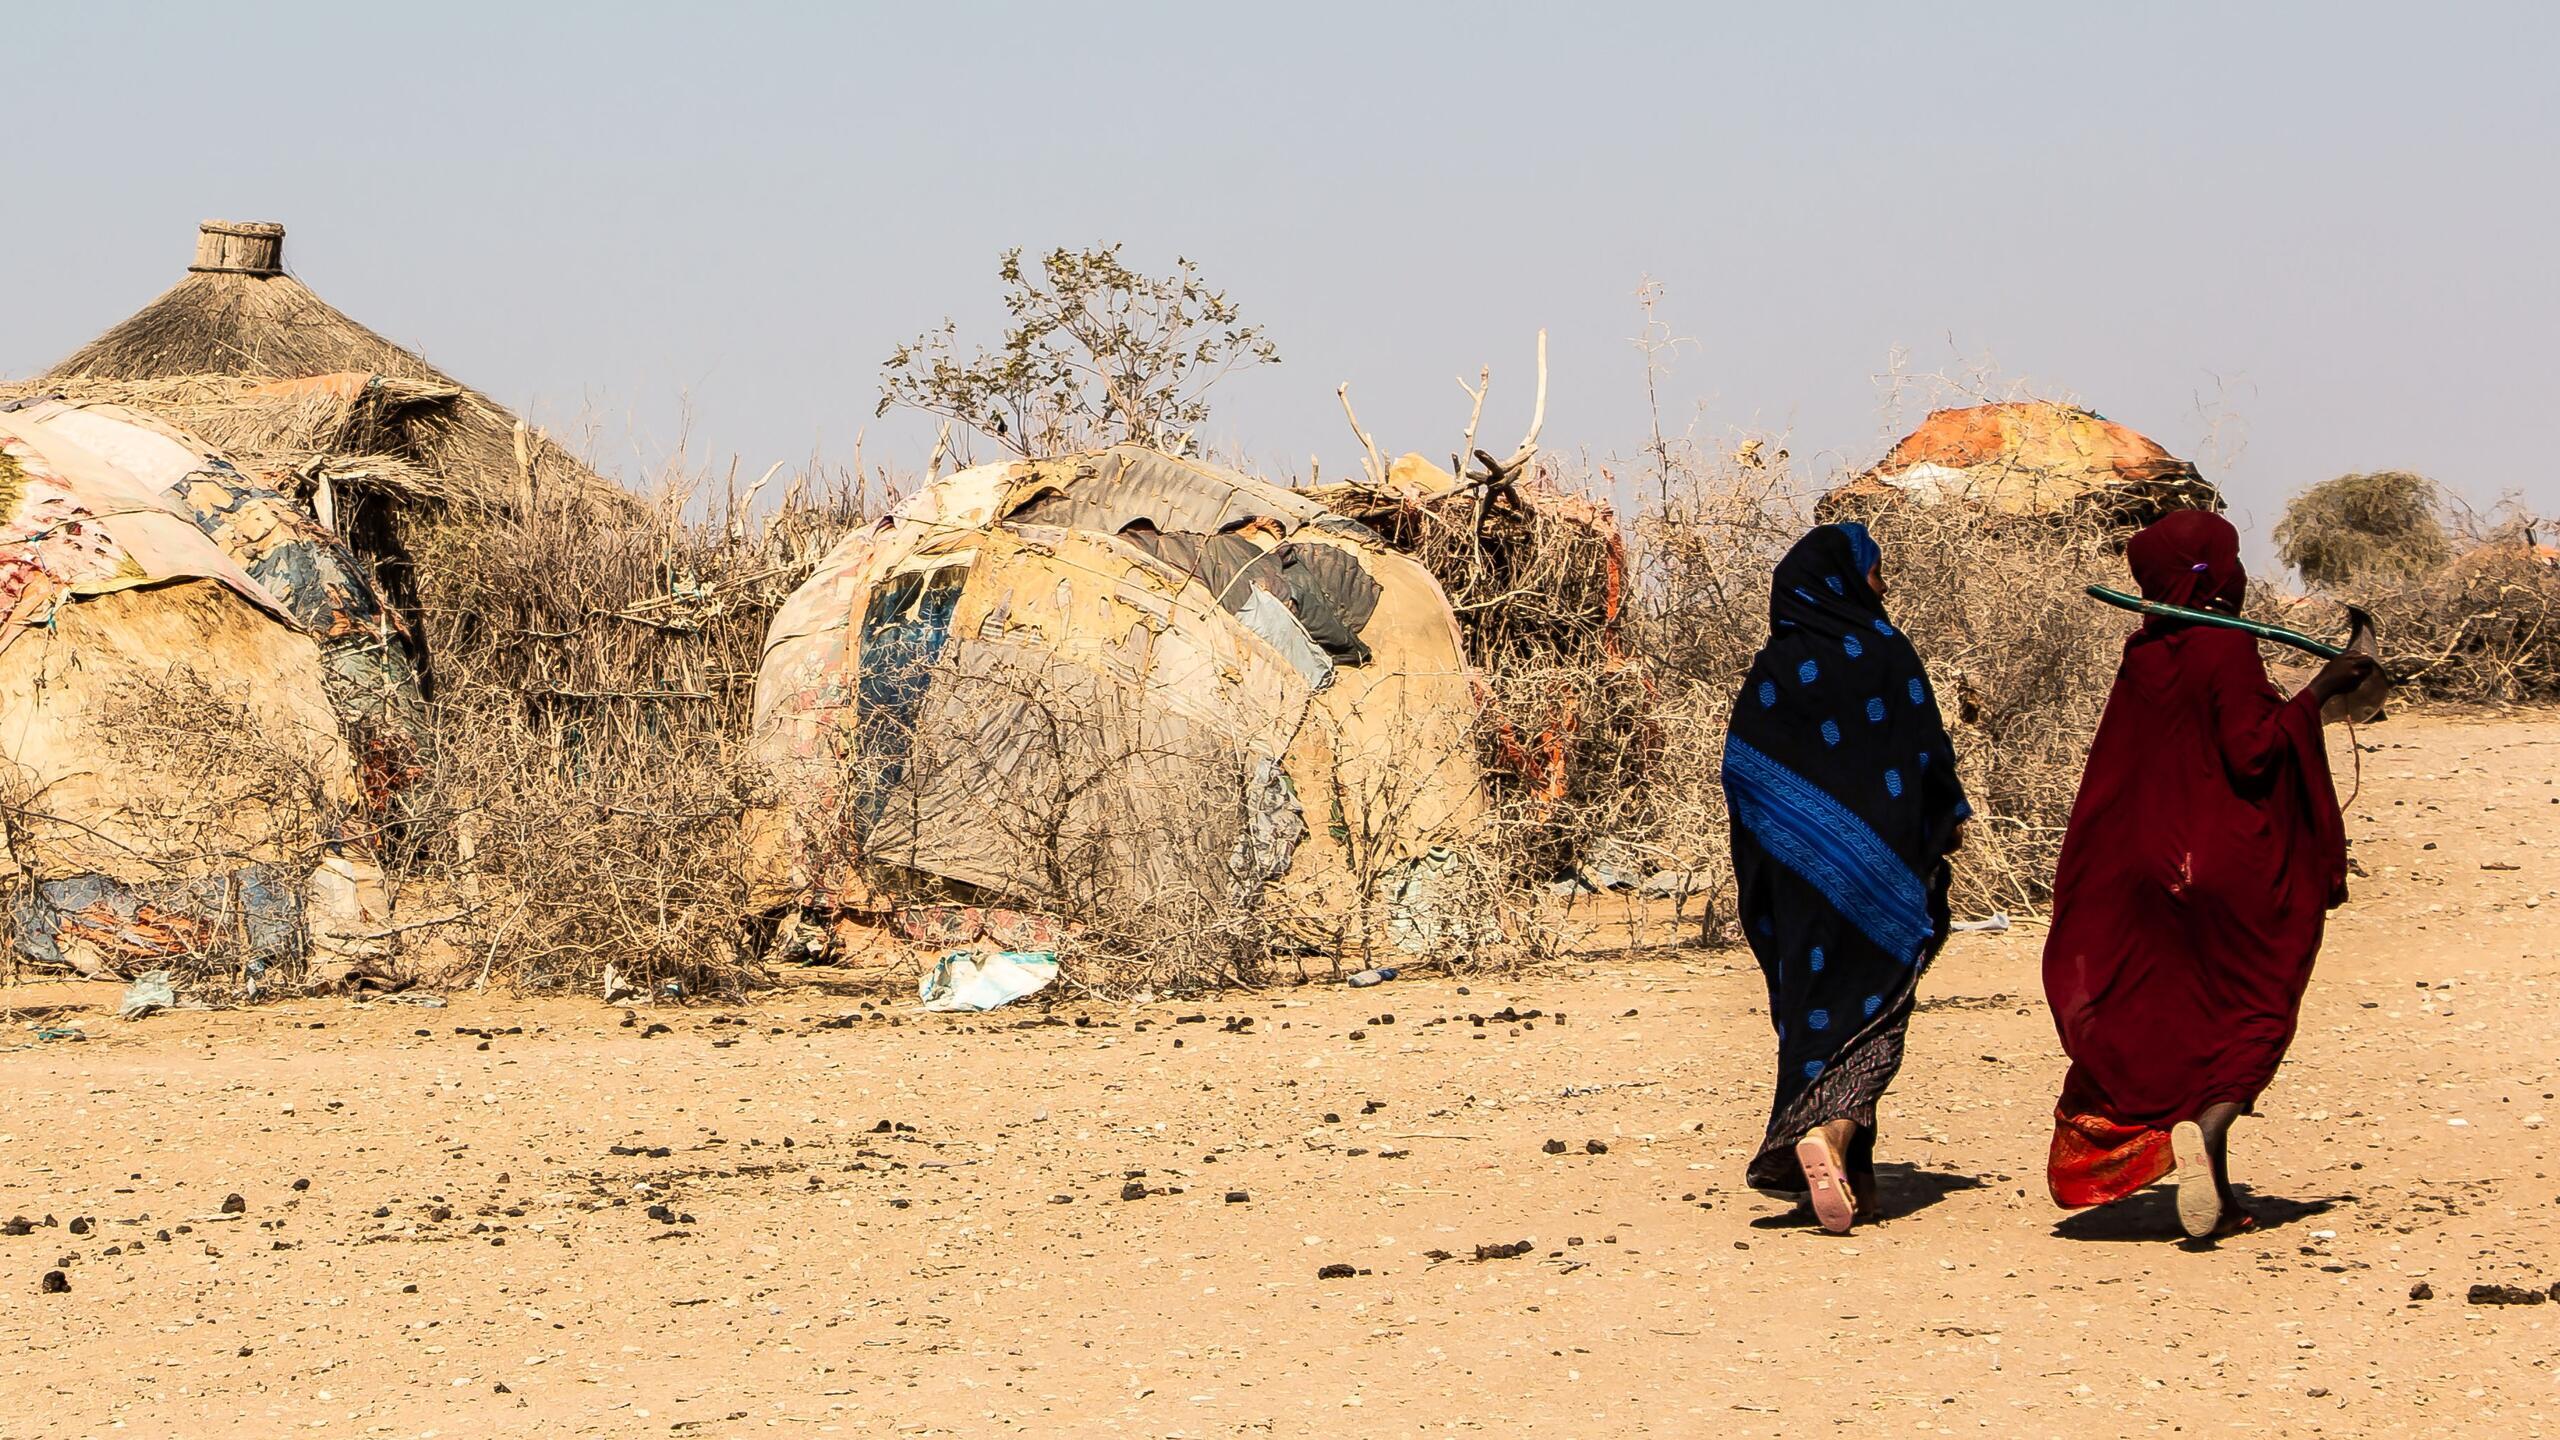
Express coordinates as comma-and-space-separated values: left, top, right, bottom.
11, 3, 2553, 561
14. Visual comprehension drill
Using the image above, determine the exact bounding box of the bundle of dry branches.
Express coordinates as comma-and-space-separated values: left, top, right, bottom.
389, 468, 867, 996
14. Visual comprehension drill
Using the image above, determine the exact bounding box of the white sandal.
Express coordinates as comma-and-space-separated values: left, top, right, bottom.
2170, 1120, 2219, 1239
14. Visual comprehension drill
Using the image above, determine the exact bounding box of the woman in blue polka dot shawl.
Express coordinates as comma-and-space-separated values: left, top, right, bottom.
1722, 522, 1971, 1232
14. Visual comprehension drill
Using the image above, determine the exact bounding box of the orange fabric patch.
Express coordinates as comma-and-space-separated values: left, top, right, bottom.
2047, 1105, 2174, 1209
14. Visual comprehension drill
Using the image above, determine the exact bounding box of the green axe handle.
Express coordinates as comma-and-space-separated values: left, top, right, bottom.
2083, 585, 2345, 660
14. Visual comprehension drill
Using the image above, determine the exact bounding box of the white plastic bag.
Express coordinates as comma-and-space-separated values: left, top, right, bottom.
918, 950, 1058, 1012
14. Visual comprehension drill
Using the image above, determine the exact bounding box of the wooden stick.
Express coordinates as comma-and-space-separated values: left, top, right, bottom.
1496, 329, 1549, 475
1336, 383, 1386, 486
355, 907, 483, 940
926, 420, 952, 480
1455, 366, 1490, 476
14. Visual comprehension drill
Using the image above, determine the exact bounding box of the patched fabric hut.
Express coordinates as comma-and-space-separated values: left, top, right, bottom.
747, 447, 1490, 953
0, 397, 427, 806
0, 412, 373, 977
1819, 402, 2221, 526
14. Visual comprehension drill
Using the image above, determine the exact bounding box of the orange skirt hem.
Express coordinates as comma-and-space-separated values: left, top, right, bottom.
2047, 1104, 2175, 1209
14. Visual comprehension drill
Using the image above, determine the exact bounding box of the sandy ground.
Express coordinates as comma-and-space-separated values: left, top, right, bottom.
0, 709, 2554, 1438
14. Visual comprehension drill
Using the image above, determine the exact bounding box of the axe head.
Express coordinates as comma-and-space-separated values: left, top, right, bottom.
2322, 604, 2392, 725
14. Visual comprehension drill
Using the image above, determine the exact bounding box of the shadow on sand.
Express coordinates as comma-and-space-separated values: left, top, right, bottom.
2052, 1187, 2340, 1247
1749, 1164, 1986, 1230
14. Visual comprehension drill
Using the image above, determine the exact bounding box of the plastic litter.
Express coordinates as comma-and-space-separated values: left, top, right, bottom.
118, 970, 177, 1020
1949, 913, 2012, 933
919, 950, 1059, 1012
1346, 967, 1398, 988
1575, 860, 1640, 893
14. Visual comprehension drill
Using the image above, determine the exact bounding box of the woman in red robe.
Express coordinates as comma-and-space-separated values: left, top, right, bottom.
2042, 510, 2377, 1239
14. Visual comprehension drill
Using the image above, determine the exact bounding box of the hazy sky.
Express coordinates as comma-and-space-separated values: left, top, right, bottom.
11, 3, 2554, 551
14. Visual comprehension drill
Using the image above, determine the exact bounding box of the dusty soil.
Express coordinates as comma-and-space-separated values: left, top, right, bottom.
1, 710, 2554, 1438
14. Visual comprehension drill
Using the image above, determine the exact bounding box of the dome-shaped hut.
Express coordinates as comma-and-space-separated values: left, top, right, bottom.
746, 446, 1491, 955
0, 411, 370, 978
0, 396, 427, 807
1820, 402, 2221, 526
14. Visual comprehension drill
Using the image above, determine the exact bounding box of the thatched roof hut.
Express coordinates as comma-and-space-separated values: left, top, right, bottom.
6, 220, 634, 668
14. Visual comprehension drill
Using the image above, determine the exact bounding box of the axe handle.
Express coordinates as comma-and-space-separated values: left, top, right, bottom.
2084, 585, 2346, 660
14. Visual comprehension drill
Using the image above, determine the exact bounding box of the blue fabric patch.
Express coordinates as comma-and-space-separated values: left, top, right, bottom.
1866, 696, 1886, 723
1825, 574, 1845, 595
1874, 619, 1896, 637
1917, 749, 1930, 770
1798, 659, 1820, 684
1820, 719, 1841, 747
1865, 993, 1883, 1017
1907, 677, 1926, 704
1807, 1008, 1830, 1031
1721, 735, 1936, 963
1885, 768, 1904, 798
1802, 1059, 1826, 1080
1843, 634, 1863, 658
1758, 680, 1778, 708
1810, 946, 1825, 972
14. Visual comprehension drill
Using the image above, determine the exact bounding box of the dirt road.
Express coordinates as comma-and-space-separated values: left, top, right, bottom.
1, 711, 2553, 1437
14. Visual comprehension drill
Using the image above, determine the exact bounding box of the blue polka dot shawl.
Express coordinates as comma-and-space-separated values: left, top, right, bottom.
1721, 523, 1972, 1186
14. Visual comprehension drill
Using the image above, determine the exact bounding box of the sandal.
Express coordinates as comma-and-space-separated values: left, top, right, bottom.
2170, 1121, 2219, 1240
1795, 1129, 1857, 1234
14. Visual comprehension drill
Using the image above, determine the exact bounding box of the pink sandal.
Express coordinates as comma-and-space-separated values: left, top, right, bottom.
1795, 1130, 1857, 1234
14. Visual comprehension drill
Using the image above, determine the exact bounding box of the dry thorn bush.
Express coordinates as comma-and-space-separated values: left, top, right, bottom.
1537, 445, 2136, 930
390, 466, 866, 996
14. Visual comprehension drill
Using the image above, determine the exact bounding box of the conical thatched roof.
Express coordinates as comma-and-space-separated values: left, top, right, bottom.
7, 220, 639, 680
55, 222, 447, 382
32, 220, 628, 518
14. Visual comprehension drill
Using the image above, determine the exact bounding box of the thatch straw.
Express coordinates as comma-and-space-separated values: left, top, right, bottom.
40, 220, 628, 520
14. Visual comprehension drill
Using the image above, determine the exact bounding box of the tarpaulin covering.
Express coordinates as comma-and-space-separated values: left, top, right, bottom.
4, 399, 428, 809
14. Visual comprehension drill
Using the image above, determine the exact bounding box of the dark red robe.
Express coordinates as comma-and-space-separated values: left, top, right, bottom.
2042, 512, 2347, 1208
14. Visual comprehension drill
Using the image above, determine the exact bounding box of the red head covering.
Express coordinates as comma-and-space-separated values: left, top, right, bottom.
2125, 509, 2245, 614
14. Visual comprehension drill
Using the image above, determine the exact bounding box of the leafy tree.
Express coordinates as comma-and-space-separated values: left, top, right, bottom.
879, 246, 1278, 459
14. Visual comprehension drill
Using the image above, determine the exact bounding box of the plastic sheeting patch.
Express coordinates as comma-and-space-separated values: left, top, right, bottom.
918, 950, 1059, 1012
